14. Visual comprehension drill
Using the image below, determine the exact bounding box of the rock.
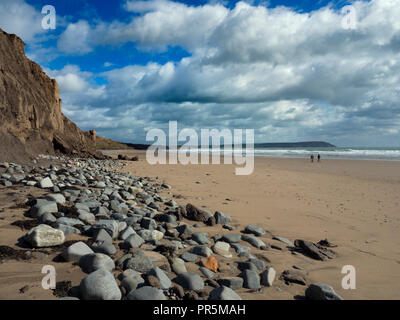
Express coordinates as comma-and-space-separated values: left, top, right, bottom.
260, 267, 276, 287
25, 224, 65, 247
64, 241, 94, 262
92, 220, 119, 239
141, 217, 157, 230
209, 286, 242, 300
241, 234, 266, 249
30, 201, 58, 218
249, 257, 265, 270
173, 272, 204, 291
127, 286, 166, 300
180, 251, 200, 262
124, 251, 153, 273
149, 267, 172, 289
279, 270, 307, 286
244, 225, 267, 237
241, 270, 261, 289
237, 262, 258, 272
79, 253, 115, 273
294, 239, 336, 261
200, 256, 219, 273
119, 226, 135, 241
171, 257, 187, 275
80, 269, 121, 300
121, 275, 145, 292
45, 194, 66, 204
214, 211, 232, 225
176, 224, 193, 239
56, 223, 81, 236
91, 241, 117, 255
146, 275, 161, 288
78, 211, 96, 224
138, 229, 163, 242
57, 217, 84, 227
231, 243, 251, 255
212, 241, 232, 258
199, 266, 215, 279
217, 277, 243, 290
38, 212, 57, 224
93, 228, 113, 243
40, 177, 54, 188
170, 283, 185, 298
190, 246, 212, 257
184, 204, 212, 222
222, 233, 241, 243
192, 232, 210, 245
124, 234, 144, 249
273, 236, 294, 247
305, 283, 343, 300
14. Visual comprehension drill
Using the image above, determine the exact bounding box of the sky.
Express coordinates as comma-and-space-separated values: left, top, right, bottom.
0, 0, 399, 147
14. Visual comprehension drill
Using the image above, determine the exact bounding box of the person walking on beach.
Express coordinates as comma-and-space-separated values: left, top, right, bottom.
310, 154, 314, 162
317, 154, 321, 162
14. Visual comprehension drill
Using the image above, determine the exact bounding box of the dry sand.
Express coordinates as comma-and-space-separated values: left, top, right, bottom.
102, 149, 400, 300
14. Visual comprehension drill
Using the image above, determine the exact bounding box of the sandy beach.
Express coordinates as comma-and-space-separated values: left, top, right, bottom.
101, 150, 400, 299
1, 151, 399, 300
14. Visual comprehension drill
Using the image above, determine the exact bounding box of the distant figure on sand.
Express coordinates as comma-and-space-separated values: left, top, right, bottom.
310, 154, 314, 162
317, 154, 321, 162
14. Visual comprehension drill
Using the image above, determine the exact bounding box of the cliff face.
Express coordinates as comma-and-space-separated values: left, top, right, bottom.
0, 29, 101, 162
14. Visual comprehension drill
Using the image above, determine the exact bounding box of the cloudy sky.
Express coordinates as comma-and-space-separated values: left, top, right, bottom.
1, 0, 399, 147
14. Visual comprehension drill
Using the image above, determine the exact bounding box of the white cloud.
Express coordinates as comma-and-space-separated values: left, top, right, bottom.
48, 0, 400, 145
0, 0, 44, 42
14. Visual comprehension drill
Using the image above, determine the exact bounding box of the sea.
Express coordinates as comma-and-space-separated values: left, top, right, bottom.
250, 147, 400, 161
176, 147, 400, 161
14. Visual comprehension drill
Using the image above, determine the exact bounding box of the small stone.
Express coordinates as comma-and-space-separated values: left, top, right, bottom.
171, 257, 187, 274
79, 253, 115, 273
192, 232, 210, 245
273, 236, 294, 247
149, 267, 172, 289
241, 234, 266, 249
222, 233, 241, 243
80, 269, 121, 300
180, 251, 200, 262
124, 234, 144, 249
209, 286, 242, 300
39, 177, 54, 188
124, 250, 153, 273
64, 241, 94, 262
214, 211, 232, 225
200, 256, 218, 273
199, 266, 215, 279
127, 286, 166, 300
279, 270, 307, 286
305, 283, 343, 300
190, 246, 212, 257
261, 267, 276, 287
241, 269, 261, 289
173, 272, 204, 291
244, 224, 267, 237
217, 277, 243, 290
91, 241, 117, 255
45, 194, 66, 204
25, 224, 65, 248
